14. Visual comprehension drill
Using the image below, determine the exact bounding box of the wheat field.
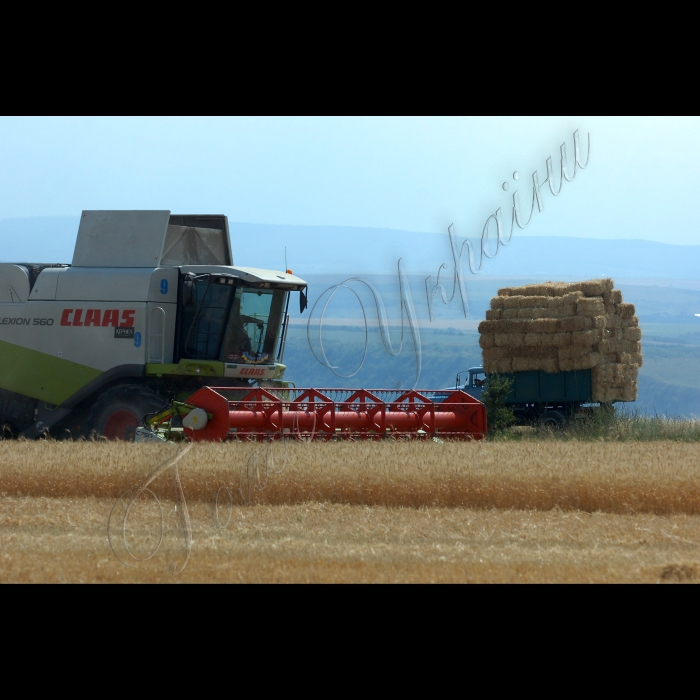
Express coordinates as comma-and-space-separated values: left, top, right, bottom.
1, 440, 700, 583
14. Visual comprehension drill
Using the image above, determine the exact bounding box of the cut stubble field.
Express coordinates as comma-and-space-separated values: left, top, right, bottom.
1, 440, 699, 583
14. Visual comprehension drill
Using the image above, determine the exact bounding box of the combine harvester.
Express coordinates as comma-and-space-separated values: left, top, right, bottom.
0, 211, 486, 442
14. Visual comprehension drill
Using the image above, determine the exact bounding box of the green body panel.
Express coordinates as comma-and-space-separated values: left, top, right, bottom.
0, 338, 102, 405
146, 360, 224, 377
145, 361, 288, 379
504, 370, 592, 404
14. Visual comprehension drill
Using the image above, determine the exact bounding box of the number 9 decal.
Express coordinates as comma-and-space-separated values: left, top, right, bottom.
134, 332, 142, 348
160, 279, 168, 295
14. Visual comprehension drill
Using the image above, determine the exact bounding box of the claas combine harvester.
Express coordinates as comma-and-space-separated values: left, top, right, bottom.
0, 211, 486, 441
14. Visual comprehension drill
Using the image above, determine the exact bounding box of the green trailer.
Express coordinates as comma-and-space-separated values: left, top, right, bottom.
453, 366, 593, 426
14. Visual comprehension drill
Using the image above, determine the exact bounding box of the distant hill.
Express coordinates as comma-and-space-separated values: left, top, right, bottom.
2, 217, 700, 280
635, 375, 700, 418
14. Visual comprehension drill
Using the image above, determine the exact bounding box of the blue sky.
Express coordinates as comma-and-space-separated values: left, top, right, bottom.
1, 116, 698, 244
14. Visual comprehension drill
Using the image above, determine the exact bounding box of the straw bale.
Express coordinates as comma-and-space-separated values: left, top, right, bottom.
512, 346, 558, 360
621, 315, 639, 328
494, 333, 524, 348
524, 333, 542, 347
491, 320, 526, 334
621, 340, 640, 354
502, 308, 520, 319
540, 358, 559, 373
621, 365, 639, 383
592, 316, 606, 330
600, 339, 622, 355
512, 357, 545, 372
558, 316, 592, 333
578, 279, 614, 297
478, 321, 492, 335
551, 332, 573, 348
497, 287, 516, 297
559, 359, 574, 372
619, 352, 643, 367
481, 347, 509, 362
503, 296, 521, 309
490, 297, 506, 310
517, 307, 548, 319
577, 298, 605, 317
572, 329, 601, 346
604, 290, 623, 305
558, 346, 575, 361
485, 358, 512, 374
607, 314, 622, 329
620, 384, 638, 402
529, 319, 558, 334
572, 357, 592, 371
547, 297, 565, 310
518, 296, 551, 309
622, 327, 642, 342
485, 308, 502, 321
617, 303, 636, 318
564, 305, 578, 318
479, 334, 495, 349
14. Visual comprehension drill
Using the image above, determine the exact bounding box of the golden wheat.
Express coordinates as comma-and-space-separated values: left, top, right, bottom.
2, 440, 700, 515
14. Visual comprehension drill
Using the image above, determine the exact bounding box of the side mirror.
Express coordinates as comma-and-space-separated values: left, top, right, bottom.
300, 288, 308, 314
182, 278, 196, 307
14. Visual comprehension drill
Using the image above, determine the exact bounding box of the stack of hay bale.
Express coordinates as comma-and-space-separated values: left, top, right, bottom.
478, 279, 642, 403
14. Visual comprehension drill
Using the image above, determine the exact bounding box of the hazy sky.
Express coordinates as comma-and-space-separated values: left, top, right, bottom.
1, 116, 698, 244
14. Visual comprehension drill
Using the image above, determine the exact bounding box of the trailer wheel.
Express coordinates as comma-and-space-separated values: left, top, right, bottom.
540, 410, 565, 429
90, 385, 166, 441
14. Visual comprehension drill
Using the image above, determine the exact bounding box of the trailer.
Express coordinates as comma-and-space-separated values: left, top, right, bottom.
453, 366, 593, 427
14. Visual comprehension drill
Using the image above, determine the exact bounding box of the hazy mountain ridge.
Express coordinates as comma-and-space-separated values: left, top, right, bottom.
2, 217, 700, 280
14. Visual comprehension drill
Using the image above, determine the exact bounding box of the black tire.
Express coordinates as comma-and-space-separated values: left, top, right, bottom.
89, 385, 166, 441
540, 410, 566, 429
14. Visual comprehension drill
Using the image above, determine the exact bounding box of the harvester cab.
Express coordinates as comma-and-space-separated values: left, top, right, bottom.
0, 211, 307, 439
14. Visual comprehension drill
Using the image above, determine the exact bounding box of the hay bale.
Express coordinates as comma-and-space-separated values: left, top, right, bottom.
524, 333, 542, 347
539, 358, 559, 373
622, 327, 642, 342
621, 315, 639, 328
519, 295, 551, 309
580, 279, 614, 297
485, 358, 512, 374
530, 319, 558, 334
558, 346, 575, 361
502, 308, 520, 319
617, 303, 636, 318
517, 307, 551, 319
503, 296, 521, 309
494, 333, 524, 348
490, 297, 506, 310
577, 298, 605, 317
485, 308, 502, 321
513, 357, 543, 372
479, 334, 495, 349
604, 290, 623, 305
559, 359, 574, 372
621, 340, 639, 354
572, 329, 600, 346
558, 316, 592, 333
512, 346, 558, 360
